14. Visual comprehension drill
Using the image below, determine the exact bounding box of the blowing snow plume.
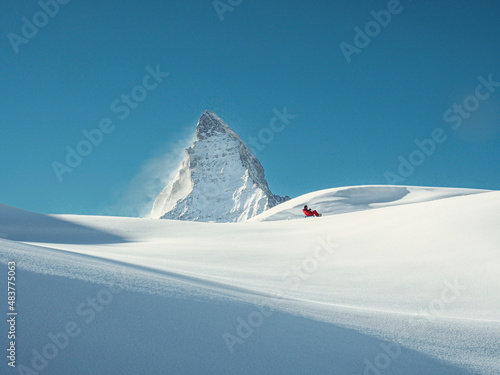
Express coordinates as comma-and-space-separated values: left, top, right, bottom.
151, 110, 289, 222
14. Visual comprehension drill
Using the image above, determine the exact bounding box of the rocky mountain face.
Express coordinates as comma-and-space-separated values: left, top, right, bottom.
151, 110, 289, 222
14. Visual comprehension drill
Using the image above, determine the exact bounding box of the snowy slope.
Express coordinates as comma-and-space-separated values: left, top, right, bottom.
1, 186, 499, 375
249, 185, 488, 221
151, 110, 288, 222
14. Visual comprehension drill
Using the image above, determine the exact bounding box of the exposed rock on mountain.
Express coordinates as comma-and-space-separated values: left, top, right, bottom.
151, 110, 289, 222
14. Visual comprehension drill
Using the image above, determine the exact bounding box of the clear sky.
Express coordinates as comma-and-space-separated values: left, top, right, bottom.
1, 0, 499, 216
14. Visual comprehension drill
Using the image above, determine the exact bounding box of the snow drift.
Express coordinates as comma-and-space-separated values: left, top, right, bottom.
1, 185, 499, 375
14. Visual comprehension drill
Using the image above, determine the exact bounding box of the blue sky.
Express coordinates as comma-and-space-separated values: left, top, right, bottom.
1, 0, 499, 216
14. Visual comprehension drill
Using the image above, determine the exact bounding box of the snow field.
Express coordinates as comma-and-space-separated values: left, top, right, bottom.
0, 185, 499, 374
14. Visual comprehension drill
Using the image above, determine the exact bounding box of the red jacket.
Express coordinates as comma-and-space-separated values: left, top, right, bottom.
303, 209, 314, 216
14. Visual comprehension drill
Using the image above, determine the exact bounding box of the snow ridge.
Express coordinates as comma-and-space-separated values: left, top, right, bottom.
151, 110, 289, 222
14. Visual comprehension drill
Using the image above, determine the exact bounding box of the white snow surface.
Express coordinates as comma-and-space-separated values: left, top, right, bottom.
1, 185, 499, 375
151, 110, 287, 222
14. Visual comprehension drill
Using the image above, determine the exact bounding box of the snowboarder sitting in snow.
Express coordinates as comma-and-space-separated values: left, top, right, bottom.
303, 205, 321, 217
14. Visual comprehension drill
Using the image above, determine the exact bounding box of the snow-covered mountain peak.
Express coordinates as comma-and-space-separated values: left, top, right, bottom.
196, 110, 234, 140
151, 111, 289, 222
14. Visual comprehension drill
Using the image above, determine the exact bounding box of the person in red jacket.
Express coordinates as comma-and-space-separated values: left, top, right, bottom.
303, 205, 321, 217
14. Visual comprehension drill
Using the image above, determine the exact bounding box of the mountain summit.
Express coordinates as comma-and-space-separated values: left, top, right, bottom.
151, 110, 289, 222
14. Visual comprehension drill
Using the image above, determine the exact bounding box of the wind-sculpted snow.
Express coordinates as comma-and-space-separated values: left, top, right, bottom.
0, 186, 499, 374
249, 185, 489, 221
151, 110, 289, 222
0, 203, 126, 244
